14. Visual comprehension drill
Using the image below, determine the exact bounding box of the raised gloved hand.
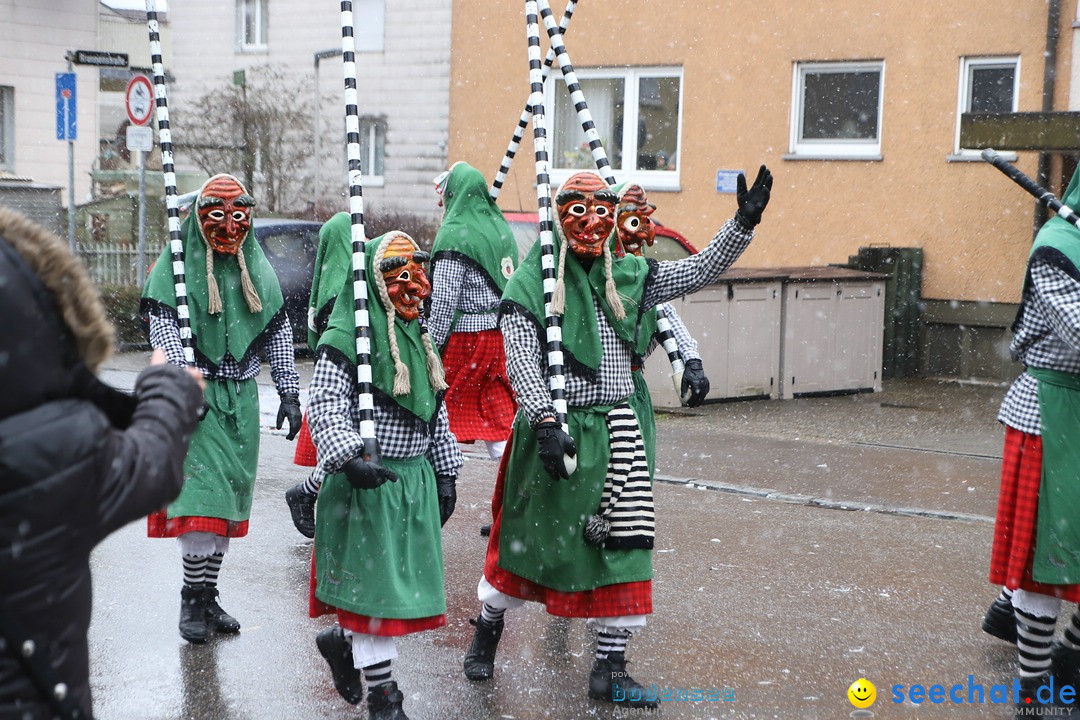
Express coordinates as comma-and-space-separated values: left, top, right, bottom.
436, 475, 457, 526
535, 420, 577, 480
341, 437, 398, 490
735, 165, 773, 228
680, 358, 711, 407
276, 392, 303, 440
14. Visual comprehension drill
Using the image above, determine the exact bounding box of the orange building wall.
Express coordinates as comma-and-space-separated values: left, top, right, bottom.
448, 1, 1076, 303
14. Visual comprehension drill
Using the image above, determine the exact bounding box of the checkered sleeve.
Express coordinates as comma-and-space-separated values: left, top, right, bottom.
427, 401, 464, 477
642, 217, 753, 309
307, 355, 364, 474
148, 310, 188, 368
1035, 263, 1080, 353
661, 302, 700, 361
501, 310, 556, 425
428, 257, 466, 348
266, 315, 301, 396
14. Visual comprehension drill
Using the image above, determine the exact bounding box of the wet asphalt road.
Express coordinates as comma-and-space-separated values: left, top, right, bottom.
86, 355, 1025, 719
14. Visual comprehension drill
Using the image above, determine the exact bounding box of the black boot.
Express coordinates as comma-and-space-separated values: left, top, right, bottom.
316, 627, 364, 705
983, 596, 1017, 643
285, 484, 316, 538
202, 586, 240, 634
463, 615, 504, 681
178, 585, 208, 644
1016, 673, 1075, 717
588, 652, 659, 709
1053, 642, 1080, 701
367, 681, 409, 720
479, 524, 491, 537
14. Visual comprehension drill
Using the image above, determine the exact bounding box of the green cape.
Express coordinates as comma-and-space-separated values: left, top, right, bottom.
141, 213, 284, 369
317, 233, 438, 422
307, 212, 354, 349
500, 224, 652, 371
431, 162, 518, 294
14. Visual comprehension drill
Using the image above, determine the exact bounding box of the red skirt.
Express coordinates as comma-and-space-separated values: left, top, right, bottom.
147, 513, 249, 538
441, 329, 517, 443
308, 549, 445, 636
483, 434, 653, 618
989, 426, 1080, 602
293, 412, 317, 467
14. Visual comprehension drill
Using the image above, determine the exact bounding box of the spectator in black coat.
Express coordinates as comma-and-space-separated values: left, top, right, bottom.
0, 207, 204, 720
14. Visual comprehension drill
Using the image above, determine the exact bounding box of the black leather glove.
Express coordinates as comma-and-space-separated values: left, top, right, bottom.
535, 420, 577, 480
680, 358, 710, 407
436, 475, 457, 526
341, 436, 398, 490
276, 392, 303, 440
735, 164, 773, 227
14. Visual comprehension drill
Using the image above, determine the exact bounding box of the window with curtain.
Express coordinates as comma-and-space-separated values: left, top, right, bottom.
237, 0, 268, 51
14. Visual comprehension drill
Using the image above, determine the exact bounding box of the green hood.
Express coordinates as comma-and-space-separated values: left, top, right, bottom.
307, 212, 354, 349
141, 212, 284, 369
317, 232, 438, 422
431, 161, 518, 293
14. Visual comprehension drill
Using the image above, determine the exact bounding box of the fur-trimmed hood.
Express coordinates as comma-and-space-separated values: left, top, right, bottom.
0, 207, 115, 420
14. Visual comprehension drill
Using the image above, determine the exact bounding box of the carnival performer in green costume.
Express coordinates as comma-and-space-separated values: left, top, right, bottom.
462, 167, 772, 710
429, 162, 519, 462
286, 211, 354, 538
987, 164, 1080, 710
142, 174, 302, 644
308, 231, 462, 720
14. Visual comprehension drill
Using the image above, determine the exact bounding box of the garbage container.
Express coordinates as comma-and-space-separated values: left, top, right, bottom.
847, 246, 923, 379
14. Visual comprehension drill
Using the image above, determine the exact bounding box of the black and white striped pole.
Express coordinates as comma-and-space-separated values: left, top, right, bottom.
338, 1, 378, 445
144, 0, 193, 366
535, 0, 615, 187
982, 149, 1080, 229
525, 0, 575, 476
654, 306, 685, 392
490, 0, 577, 200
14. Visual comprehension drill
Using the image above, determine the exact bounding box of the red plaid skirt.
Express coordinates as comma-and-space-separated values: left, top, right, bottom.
308, 549, 445, 636
293, 412, 317, 467
147, 513, 249, 538
441, 329, 517, 443
483, 435, 653, 618
989, 426, 1080, 601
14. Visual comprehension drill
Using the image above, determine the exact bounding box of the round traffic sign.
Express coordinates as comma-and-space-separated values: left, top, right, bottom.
125, 75, 154, 126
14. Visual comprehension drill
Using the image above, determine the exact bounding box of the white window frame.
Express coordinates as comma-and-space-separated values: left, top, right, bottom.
545, 66, 683, 192
0, 86, 13, 172
952, 55, 1020, 158
358, 115, 386, 187
789, 60, 885, 160
237, 0, 268, 53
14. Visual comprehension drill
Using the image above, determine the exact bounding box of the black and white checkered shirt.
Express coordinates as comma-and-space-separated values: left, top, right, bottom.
998, 261, 1080, 435
306, 353, 464, 477
148, 310, 300, 395
428, 256, 501, 347
660, 302, 700, 362
504, 217, 753, 425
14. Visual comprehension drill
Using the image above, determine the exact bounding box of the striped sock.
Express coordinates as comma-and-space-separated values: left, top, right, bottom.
1015, 607, 1057, 677
301, 471, 322, 496
1061, 610, 1080, 651
596, 630, 629, 660
363, 660, 392, 686
480, 604, 505, 625
182, 555, 207, 587
998, 587, 1014, 604
204, 553, 224, 588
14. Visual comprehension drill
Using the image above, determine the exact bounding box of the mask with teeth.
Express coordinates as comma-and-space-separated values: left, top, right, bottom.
616, 184, 656, 258
379, 235, 431, 321
555, 172, 618, 259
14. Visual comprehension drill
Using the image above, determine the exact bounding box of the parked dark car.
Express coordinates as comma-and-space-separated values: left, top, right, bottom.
253, 218, 322, 347
501, 210, 696, 262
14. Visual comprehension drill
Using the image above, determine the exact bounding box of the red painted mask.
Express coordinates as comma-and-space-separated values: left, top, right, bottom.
197, 175, 255, 255
616, 184, 656, 257
380, 235, 431, 321
555, 172, 618, 259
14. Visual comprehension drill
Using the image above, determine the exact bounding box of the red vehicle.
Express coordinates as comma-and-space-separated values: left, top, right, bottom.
502, 210, 696, 262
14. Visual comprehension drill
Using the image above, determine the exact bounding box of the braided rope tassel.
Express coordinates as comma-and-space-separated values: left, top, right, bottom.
491, 0, 577, 200
144, 0, 193, 365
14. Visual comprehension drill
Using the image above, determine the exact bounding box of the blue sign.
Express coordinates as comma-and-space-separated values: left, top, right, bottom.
55, 73, 76, 141
716, 169, 743, 194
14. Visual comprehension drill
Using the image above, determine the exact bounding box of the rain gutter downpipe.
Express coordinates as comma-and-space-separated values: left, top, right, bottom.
1035, 0, 1061, 238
